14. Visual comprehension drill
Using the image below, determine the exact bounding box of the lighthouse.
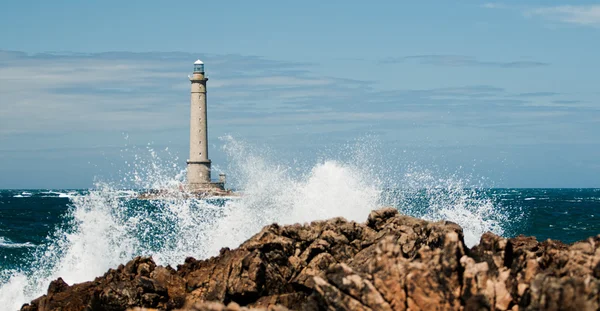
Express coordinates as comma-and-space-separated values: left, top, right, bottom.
186, 59, 225, 192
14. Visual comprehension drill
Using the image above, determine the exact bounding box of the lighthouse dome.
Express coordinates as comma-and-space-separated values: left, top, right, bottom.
193, 59, 204, 73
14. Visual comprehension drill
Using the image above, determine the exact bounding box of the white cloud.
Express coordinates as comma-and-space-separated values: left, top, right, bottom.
384, 55, 548, 68
0, 51, 353, 137
482, 3, 506, 9
210, 76, 334, 88
481, 3, 600, 27
0, 50, 595, 156
526, 5, 600, 27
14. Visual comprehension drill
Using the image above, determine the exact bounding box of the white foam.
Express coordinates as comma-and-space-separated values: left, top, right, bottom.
0, 237, 35, 249
12, 191, 32, 198
39, 191, 76, 198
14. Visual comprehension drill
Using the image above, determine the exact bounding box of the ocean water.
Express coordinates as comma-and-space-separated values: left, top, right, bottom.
0, 138, 598, 309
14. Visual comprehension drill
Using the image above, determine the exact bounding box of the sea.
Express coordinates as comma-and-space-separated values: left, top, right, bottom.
0, 138, 599, 309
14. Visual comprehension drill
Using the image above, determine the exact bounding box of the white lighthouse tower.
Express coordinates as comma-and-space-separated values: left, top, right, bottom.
186, 59, 225, 193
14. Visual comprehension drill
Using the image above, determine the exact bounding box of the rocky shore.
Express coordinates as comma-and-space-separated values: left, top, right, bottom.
20, 208, 600, 311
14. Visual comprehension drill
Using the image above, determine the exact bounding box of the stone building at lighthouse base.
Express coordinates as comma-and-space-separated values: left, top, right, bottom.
186, 172, 233, 197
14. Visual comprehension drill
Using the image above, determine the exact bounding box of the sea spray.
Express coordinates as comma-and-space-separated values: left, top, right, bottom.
0, 137, 516, 310
397, 169, 513, 246
199, 137, 384, 256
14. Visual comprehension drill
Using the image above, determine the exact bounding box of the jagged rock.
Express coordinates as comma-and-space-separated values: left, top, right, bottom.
128, 301, 289, 310
21, 257, 185, 311
21, 208, 600, 311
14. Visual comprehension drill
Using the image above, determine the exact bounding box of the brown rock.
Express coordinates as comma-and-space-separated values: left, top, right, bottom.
21, 256, 185, 311
21, 209, 600, 311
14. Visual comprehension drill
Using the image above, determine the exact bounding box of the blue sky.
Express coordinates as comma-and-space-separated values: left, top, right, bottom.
0, 1, 599, 188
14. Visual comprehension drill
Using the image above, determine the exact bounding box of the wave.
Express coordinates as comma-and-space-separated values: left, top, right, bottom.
0, 137, 519, 309
40, 191, 71, 198
12, 192, 32, 198
0, 237, 35, 249
12, 191, 76, 198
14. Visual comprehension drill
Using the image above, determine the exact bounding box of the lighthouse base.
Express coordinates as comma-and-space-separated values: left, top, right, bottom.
187, 181, 225, 190
136, 182, 235, 200
186, 181, 232, 197
186, 160, 211, 184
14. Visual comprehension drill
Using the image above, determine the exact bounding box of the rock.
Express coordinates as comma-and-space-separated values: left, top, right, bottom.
47, 278, 69, 294
21, 256, 186, 311
128, 301, 290, 311
21, 208, 600, 311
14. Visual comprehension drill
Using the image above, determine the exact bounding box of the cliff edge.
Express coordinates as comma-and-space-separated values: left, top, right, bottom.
20, 208, 600, 311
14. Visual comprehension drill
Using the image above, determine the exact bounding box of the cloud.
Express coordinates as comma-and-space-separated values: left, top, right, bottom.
428, 85, 505, 96
481, 3, 506, 9
516, 92, 559, 97
0, 49, 594, 157
382, 55, 549, 68
0, 50, 589, 139
553, 100, 580, 104
526, 5, 600, 27
0, 51, 361, 137
484, 4, 600, 28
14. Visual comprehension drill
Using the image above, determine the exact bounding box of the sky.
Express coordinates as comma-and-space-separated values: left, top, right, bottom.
0, 1, 599, 188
